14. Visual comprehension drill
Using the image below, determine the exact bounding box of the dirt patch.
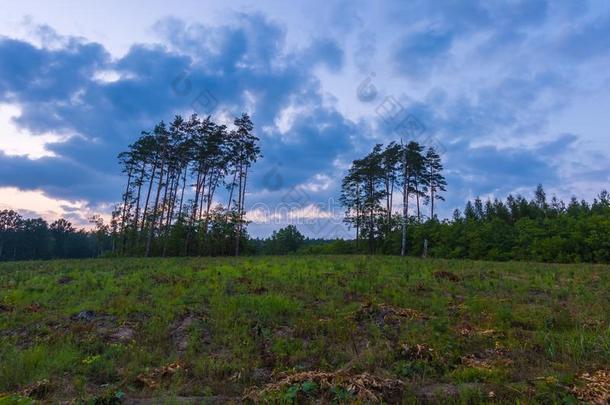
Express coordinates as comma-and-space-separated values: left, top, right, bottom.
171, 315, 195, 354
70, 311, 117, 337
456, 323, 504, 339
571, 370, 610, 404
456, 322, 474, 337
27, 303, 43, 312
252, 323, 276, 368
252, 286, 268, 295
582, 318, 606, 330
273, 325, 294, 339
354, 302, 428, 328
69, 310, 140, 343
415, 383, 488, 402
109, 324, 136, 343
20, 379, 53, 400
136, 362, 185, 390
236, 275, 253, 285
125, 396, 239, 404
411, 281, 432, 293
243, 370, 404, 403
1, 321, 63, 348
433, 271, 461, 282
400, 343, 435, 361
461, 348, 513, 369
251, 367, 273, 385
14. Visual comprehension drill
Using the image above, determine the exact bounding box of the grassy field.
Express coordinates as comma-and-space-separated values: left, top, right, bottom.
0, 256, 608, 404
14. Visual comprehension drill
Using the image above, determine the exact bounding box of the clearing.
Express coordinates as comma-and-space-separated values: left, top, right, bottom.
0, 256, 609, 403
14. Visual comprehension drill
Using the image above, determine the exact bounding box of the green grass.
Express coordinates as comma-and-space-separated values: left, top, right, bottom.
0, 256, 608, 403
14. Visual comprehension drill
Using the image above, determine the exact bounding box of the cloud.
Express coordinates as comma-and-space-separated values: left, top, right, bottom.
393, 29, 453, 79
1, 3, 610, 234
0, 15, 351, 210
556, 14, 610, 61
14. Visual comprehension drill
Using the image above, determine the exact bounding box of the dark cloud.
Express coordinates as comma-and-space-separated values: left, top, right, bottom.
255, 106, 357, 189
0, 15, 348, 207
0, 151, 119, 202
439, 138, 561, 213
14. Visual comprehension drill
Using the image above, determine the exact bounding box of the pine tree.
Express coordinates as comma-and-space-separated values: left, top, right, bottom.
425, 147, 447, 220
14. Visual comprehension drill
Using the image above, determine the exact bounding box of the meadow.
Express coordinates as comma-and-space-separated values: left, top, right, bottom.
0, 256, 608, 404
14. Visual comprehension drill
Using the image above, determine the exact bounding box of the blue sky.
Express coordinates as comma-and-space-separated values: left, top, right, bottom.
0, 0, 609, 237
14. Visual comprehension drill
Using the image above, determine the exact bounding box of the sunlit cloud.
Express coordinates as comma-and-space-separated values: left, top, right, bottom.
0, 186, 110, 227
0, 103, 68, 159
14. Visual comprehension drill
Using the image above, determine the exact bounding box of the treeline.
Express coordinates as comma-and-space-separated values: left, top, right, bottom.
0, 211, 113, 261
324, 185, 610, 263
114, 113, 261, 257
341, 141, 446, 254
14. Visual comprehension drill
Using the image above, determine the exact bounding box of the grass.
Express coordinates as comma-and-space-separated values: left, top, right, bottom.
0, 256, 608, 403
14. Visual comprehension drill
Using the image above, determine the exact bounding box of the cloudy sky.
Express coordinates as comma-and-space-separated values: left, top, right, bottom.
1, 0, 609, 237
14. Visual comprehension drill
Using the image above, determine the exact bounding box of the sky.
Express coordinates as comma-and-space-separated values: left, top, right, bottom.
0, 0, 609, 238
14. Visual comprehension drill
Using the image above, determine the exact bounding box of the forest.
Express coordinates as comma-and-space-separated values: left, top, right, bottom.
1, 117, 608, 263
114, 113, 261, 258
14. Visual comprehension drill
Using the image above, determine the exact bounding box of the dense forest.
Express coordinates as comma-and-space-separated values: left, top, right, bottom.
303, 186, 610, 263
0, 212, 112, 261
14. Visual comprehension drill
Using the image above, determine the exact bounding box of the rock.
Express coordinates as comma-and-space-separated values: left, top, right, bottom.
72, 310, 96, 322
109, 325, 135, 342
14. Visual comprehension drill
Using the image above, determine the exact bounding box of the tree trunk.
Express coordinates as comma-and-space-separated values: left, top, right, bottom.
140, 160, 158, 233
132, 165, 145, 244
178, 165, 187, 216
185, 167, 202, 255
355, 183, 360, 251
235, 162, 245, 257
367, 177, 374, 255
385, 179, 391, 234
430, 187, 434, 219
146, 158, 165, 257
415, 180, 421, 222
389, 181, 394, 226
120, 169, 133, 253
157, 168, 171, 239
227, 170, 238, 211
401, 150, 408, 257
429, 167, 435, 220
